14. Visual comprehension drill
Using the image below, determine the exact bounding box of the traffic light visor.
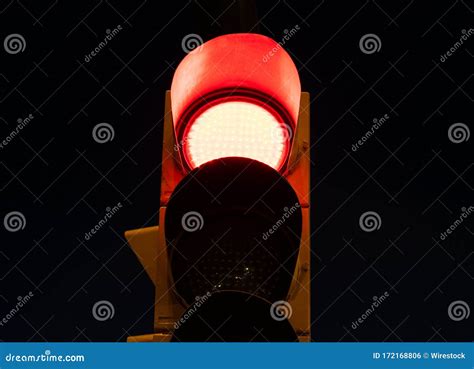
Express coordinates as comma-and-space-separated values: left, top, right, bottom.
171, 33, 301, 171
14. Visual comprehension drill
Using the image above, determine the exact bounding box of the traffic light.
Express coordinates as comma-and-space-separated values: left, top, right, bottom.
125, 33, 311, 342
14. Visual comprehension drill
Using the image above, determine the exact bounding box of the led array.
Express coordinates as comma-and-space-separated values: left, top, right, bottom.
185, 101, 288, 170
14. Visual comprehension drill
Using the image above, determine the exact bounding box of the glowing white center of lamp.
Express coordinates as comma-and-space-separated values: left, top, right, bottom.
186, 101, 288, 170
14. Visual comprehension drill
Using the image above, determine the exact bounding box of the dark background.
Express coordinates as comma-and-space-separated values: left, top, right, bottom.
0, 0, 472, 342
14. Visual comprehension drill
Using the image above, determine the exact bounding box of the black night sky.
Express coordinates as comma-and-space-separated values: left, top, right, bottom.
0, 0, 472, 342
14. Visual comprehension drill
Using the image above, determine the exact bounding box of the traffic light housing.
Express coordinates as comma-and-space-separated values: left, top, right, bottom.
125, 34, 311, 342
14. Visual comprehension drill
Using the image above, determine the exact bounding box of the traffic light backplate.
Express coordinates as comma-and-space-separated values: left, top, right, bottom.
125, 90, 311, 342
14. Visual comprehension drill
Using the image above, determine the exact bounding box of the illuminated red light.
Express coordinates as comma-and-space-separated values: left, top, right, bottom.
171, 33, 301, 172
183, 99, 289, 170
